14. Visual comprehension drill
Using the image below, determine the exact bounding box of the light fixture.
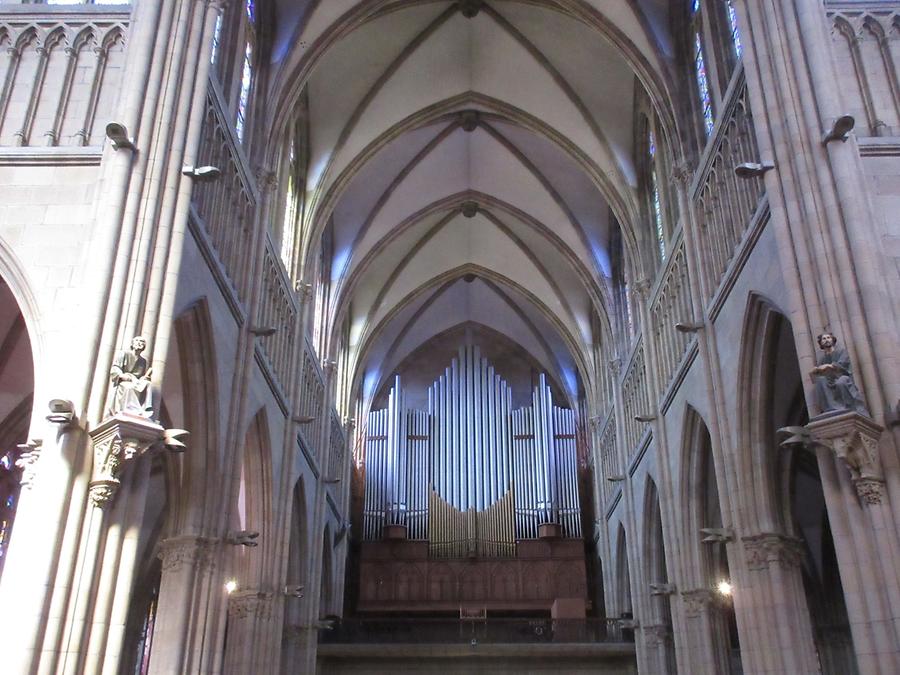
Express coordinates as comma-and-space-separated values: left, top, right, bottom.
105, 122, 135, 151
284, 584, 304, 598
700, 527, 734, 543
181, 165, 222, 182
675, 321, 705, 333
47, 399, 75, 424
716, 580, 733, 597
606, 475, 626, 482
634, 413, 657, 423
734, 161, 775, 179
293, 415, 315, 425
822, 115, 855, 144
225, 579, 238, 594
226, 530, 259, 547
250, 326, 277, 337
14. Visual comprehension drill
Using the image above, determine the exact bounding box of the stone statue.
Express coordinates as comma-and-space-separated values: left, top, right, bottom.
107, 336, 154, 418
810, 333, 869, 416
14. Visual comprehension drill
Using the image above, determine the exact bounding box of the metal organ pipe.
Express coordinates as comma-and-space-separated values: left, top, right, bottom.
362, 346, 581, 553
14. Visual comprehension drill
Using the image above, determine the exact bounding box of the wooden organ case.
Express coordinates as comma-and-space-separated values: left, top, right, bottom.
357, 346, 588, 615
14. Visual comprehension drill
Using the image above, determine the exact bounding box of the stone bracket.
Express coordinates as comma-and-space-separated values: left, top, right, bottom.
88, 414, 167, 508
806, 411, 885, 505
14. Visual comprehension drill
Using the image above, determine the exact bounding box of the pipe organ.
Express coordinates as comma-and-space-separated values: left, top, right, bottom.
363, 346, 582, 558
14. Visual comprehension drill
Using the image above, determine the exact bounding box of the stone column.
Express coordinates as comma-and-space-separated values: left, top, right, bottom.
148, 535, 217, 674
640, 622, 676, 675
223, 590, 276, 674
679, 588, 728, 675
739, 532, 819, 674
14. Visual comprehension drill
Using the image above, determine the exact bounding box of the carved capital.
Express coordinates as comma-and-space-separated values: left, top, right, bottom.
607, 358, 622, 377
89, 415, 166, 507
642, 623, 671, 647
672, 160, 693, 187
741, 532, 803, 570
228, 590, 274, 620
158, 535, 216, 573
806, 411, 885, 504
15, 439, 42, 490
632, 278, 651, 301
681, 588, 715, 617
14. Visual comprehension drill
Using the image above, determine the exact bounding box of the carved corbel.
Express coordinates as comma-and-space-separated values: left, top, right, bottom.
806, 411, 885, 505
681, 588, 715, 617
741, 532, 803, 571
88, 414, 186, 508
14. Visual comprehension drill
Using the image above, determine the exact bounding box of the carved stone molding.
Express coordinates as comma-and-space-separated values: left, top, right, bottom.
88, 414, 167, 507
642, 623, 671, 647
158, 535, 216, 574
681, 588, 715, 617
607, 358, 622, 377
741, 532, 803, 570
15, 439, 42, 490
806, 411, 885, 505
228, 590, 274, 620
672, 160, 693, 188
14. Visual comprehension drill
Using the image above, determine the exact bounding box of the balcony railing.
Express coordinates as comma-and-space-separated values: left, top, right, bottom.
326, 410, 346, 481
619, 338, 648, 458
257, 236, 298, 395
690, 70, 765, 304
297, 337, 326, 459
648, 234, 694, 395
319, 618, 632, 645
191, 81, 258, 302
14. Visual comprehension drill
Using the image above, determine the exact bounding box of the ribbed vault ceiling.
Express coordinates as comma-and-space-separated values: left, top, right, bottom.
268, 0, 678, 411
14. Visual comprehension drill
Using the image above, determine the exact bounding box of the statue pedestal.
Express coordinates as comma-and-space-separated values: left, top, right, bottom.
807, 411, 884, 504
88, 414, 166, 508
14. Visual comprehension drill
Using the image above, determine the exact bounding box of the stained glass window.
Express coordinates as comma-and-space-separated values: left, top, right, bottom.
694, 32, 714, 136
210, 13, 223, 65
0, 448, 22, 576
281, 139, 297, 269
726, 1, 743, 60
236, 43, 253, 141
648, 131, 665, 260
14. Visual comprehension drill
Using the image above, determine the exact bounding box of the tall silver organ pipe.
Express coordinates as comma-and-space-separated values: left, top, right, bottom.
362, 346, 582, 553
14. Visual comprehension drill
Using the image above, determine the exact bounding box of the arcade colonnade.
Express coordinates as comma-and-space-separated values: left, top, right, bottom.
0, 1, 895, 674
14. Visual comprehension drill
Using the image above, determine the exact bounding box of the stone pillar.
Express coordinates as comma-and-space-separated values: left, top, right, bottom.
679, 588, 728, 675
148, 535, 217, 674
223, 590, 276, 674
640, 622, 676, 675
739, 532, 819, 674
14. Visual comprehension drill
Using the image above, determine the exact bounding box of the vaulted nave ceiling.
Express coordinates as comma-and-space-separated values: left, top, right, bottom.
267, 0, 680, 411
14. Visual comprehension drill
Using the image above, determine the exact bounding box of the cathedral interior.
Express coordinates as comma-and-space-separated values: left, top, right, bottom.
0, 1, 898, 674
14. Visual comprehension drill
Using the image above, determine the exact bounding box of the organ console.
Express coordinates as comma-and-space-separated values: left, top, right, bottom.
362, 345, 582, 558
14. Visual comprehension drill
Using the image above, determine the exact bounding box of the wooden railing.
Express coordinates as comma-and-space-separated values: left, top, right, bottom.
691, 71, 765, 303
595, 412, 619, 505
192, 82, 258, 302
619, 339, 648, 457
649, 235, 694, 394
297, 338, 326, 457
0, 9, 129, 147
327, 411, 346, 481
257, 236, 297, 394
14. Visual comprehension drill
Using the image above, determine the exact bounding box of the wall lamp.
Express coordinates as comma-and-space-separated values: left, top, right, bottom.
181, 165, 222, 182
822, 115, 855, 144
734, 161, 775, 179
105, 122, 135, 151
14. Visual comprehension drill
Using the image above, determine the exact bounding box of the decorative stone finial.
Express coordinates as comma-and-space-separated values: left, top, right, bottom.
458, 0, 483, 19
461, 201, 479, 218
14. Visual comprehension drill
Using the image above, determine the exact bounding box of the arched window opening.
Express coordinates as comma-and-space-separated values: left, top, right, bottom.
210, 13, 224, 65
0, 449, 21, 572
691, 2, 714, 136
281, 136, 298, 269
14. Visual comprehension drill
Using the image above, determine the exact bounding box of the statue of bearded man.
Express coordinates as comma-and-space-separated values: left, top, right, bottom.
107, 336, 154, 418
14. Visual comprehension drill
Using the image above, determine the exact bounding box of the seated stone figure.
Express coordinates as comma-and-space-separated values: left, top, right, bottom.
810, 332, 869, 416
107, 336, 154, 418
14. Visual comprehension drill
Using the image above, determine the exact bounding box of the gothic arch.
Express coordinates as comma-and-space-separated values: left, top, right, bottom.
164, 299, 221, 534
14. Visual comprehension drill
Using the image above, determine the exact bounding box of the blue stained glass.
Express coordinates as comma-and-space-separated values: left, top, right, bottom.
694, 33, 714, 136
0, 454, 10, 471
210, 14, 223, 65
246, 0, 256, 23
648, 130, 657, 158
5, 495, 12, 508
692, 0, 701, 14
727, 1, 743, 59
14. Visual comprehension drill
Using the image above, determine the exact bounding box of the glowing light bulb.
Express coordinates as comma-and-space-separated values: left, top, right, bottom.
225, 579, 238, 594
716, 580, 733, 597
